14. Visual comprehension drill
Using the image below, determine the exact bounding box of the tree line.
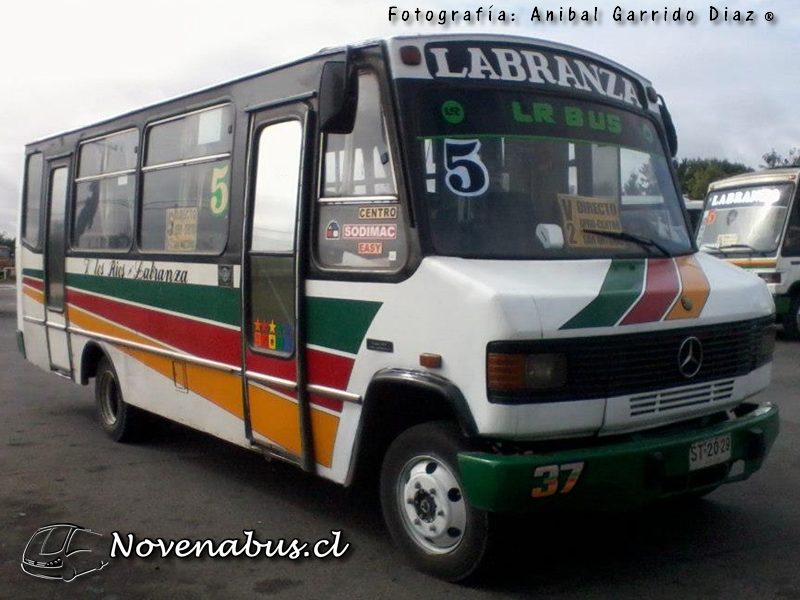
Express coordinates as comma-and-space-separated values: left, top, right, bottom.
0, 232, 13, 251
677, 148, 800, 200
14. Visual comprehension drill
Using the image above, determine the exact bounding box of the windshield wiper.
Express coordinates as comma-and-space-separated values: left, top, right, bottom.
718, 243, 764, 254
702, 243, 767, 256
582, 228, 672, 257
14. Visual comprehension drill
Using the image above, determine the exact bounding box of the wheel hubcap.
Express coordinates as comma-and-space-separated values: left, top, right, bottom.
99, 371, 120, 426
397, 455, 466, 554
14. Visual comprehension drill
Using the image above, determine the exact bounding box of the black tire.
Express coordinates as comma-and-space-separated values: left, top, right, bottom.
380, 421, 490, 582
783, 294, 800, 340
95, 356, 142, 443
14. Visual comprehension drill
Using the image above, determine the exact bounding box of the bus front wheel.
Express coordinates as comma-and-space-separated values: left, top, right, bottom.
784, 294, 800, 340
379, 421, 491, 582
95, 356, 142, 443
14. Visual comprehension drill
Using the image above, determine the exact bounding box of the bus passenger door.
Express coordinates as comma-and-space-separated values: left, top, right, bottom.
44, 159, 72, 375
242, 105, 314, 469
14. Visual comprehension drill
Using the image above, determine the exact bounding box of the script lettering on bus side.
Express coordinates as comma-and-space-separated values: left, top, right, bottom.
83, 259, 189, 284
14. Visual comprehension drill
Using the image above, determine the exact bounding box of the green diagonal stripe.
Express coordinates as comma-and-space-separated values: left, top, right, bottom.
307, 297, 382, 355
561, 260, 645, 330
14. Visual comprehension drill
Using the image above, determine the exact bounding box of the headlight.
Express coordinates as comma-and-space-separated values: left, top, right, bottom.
756, 324, 776, 367
757, 271, 782, 285
487, 352, 567, 391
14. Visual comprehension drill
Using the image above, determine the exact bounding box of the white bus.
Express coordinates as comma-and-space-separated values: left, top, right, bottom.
17, 35, 779, 580
697, 168, 800, 338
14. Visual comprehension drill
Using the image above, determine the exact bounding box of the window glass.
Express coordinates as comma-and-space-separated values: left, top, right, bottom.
251, 121, 302, 253
23, 153, 44, 247
73, 130, 138, 251
248, 119, 302, 357
141, 105, 232, 253
322, 74, 396, 197
47, 167, 68, 310
146, 106, 233, 165
249, 255, 295, 356
73, 179, 134, 250
141, 159, 230, 252
78, 129, 138, 178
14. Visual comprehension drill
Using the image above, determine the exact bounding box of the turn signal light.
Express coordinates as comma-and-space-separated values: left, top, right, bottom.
488, 352, 567, 392
487, 353, 526, 391
757, 271, 782, 285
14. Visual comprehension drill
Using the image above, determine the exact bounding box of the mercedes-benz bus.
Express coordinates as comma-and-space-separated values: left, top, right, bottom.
17, 35, 779, 580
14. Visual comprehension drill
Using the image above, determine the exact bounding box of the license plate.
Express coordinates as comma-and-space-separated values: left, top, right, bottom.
689, 434, 732, 471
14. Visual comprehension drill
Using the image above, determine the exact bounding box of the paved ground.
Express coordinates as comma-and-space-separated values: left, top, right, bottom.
2, 284, 800, 599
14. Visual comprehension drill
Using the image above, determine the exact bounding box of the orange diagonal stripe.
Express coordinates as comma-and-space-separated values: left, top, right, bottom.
666, 255, 710, 320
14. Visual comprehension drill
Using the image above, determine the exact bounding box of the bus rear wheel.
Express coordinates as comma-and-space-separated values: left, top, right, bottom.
379, 421, 490, 582
95, 356, 142, 443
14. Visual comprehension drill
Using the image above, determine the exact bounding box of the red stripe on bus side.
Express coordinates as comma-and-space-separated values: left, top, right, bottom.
67, 289, 352, 414
67, 288, 240, 365
23, 276, 44, 291
247, 348, 352, 414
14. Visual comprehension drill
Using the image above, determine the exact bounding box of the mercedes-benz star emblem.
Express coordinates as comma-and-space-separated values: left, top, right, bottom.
678, 337, 703, 378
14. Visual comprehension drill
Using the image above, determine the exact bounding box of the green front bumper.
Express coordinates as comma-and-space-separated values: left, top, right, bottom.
774, 295, 790, 317
458, 402, 779, 513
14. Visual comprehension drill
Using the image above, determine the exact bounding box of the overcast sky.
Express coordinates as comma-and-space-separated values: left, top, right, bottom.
1, 0, 797, 237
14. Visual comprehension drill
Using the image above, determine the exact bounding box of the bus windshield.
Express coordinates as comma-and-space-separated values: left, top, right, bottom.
406, 87, 692, 259
697, 183, 794, 255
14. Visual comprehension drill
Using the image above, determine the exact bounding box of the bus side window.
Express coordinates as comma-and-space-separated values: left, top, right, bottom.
22, 153, 44, 249
73, 129, 138, 251
141, 105, 233, 254
321, 74, 395, 198
317, 72, 407, 271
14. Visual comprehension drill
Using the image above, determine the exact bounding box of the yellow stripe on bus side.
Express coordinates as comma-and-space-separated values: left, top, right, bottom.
23, 286, 44, 304
728, 258, 778, 268
247, 383, 339, 468
68, 304, 244, 419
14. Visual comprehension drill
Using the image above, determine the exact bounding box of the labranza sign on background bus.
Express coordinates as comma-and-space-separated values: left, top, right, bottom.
16, 35, 779, 581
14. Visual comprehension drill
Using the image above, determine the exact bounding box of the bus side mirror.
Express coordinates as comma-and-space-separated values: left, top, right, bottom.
658, 95, 678, 158
319, 61, 359, 134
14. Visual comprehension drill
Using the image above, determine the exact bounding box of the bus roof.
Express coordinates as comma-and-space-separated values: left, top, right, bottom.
27, 33, 655, 148
708, 167, 800, 192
